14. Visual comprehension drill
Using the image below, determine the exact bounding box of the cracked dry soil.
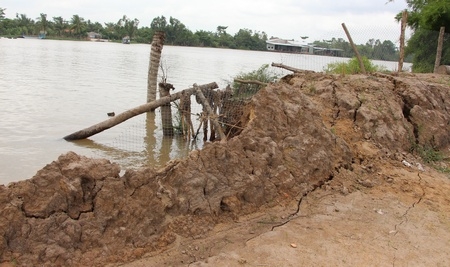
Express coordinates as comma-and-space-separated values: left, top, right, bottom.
126, 73, 450, 267
1, 72, 450, 266
129, 160, 450, 267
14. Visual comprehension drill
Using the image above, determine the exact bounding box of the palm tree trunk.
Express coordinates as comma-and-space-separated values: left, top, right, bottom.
147, 31, 165, 103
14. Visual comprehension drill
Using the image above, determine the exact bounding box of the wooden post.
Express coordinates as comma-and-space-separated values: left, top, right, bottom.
64, 82, 218, 141
179, 90, 194, 139
159, 82, 174, 136
194, 84, 227, 142
147, 31, 165, 103
342, 23, 366, 74
398, 11, 408, 72
434, 26, 446, 73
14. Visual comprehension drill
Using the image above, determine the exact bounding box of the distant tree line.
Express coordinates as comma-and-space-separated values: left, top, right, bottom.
2, 1, 449, 71
311, 38, 399, 61
0, 9, 268, 50
0, 8, 399, 60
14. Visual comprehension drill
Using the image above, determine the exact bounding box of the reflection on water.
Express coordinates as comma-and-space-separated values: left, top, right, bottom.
71, 112, 197, 170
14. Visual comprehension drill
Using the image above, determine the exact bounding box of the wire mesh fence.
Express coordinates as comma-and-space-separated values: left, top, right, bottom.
89, 22, 449, 171
92, 83, 258, 169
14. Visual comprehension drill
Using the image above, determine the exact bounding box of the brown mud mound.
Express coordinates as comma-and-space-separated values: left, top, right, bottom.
1, 72, 450, 266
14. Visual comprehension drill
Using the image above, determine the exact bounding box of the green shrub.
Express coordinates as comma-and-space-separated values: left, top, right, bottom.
231, 64, 280, 98
410, 141, 444, 164
324, 56, 386, 74
418, 145, 444, 163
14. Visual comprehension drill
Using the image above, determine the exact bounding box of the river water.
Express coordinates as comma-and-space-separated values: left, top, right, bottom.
0, 38, 408, 185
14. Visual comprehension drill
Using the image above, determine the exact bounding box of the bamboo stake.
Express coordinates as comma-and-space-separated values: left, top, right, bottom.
64, 82, 218, 141
398, 11, 408, 72
342, 23, 366, 74
194, 84, 227, 142
434, 26, 445, 73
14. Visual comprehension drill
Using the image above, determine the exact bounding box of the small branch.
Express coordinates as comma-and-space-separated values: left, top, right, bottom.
194, 84, 227, 142
233, 78, 268, 86
271, 63, 314, 74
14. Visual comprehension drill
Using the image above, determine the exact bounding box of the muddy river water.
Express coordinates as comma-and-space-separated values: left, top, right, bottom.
0, 38, 407, 184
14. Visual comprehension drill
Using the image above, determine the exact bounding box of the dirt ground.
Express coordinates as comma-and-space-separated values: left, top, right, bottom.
122, 72, 450, 266
2, 72, 450, 267
122, 144, 450, 267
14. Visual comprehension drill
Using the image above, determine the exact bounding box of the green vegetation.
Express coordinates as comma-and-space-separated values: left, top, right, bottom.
231, 64, 280, 98
392, 0, 450, 72
2, 1, 448, 70
409, 140, 450, 175
324, 56, 387, 74
0, 9, 269, 50
312, 38, 399, 61
415, 144, 444, 163
0, 6, 404, 60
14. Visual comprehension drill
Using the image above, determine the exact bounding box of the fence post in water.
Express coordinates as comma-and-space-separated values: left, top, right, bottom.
159, 82, 174, 136
434, 26, 446, 73
398, 11, 408, 72
341, 23, 366, 74
147, 31, 165, 103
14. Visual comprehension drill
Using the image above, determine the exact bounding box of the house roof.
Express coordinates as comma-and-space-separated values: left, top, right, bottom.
266, 38, 344, 52
266, 38, 311, 48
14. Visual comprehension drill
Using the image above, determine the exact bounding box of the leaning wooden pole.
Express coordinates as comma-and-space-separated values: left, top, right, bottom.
194, 84, 227, 142
147, 31, 165, 103
398, 11, 408, 72
342, 23, 366, 74
64, 82, 218, 141
434, 26, 446, 73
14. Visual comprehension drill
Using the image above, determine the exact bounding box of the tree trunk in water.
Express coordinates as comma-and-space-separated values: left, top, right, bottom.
159, 82, 174, 136
147, 31, 165, 103
64, 82, 218, 141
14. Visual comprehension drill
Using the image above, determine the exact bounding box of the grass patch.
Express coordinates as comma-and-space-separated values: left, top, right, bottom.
409, 142, 450, 175
324, 56, 387, 74
231, 64, 280, 98
416, 145, 444, 163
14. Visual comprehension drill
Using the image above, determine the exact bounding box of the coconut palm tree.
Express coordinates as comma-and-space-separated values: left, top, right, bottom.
36, 13, 48, 37
52, 16, 67, 37
116, 15, 128, 37
104, 22, 117, 40
70, 14, 86, 39
125, 18, 139, 41
0, 7, 5, 20
15, 13, 34, 35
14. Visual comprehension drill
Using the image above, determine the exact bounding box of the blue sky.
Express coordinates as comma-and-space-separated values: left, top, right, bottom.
1, 0, 409, 44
